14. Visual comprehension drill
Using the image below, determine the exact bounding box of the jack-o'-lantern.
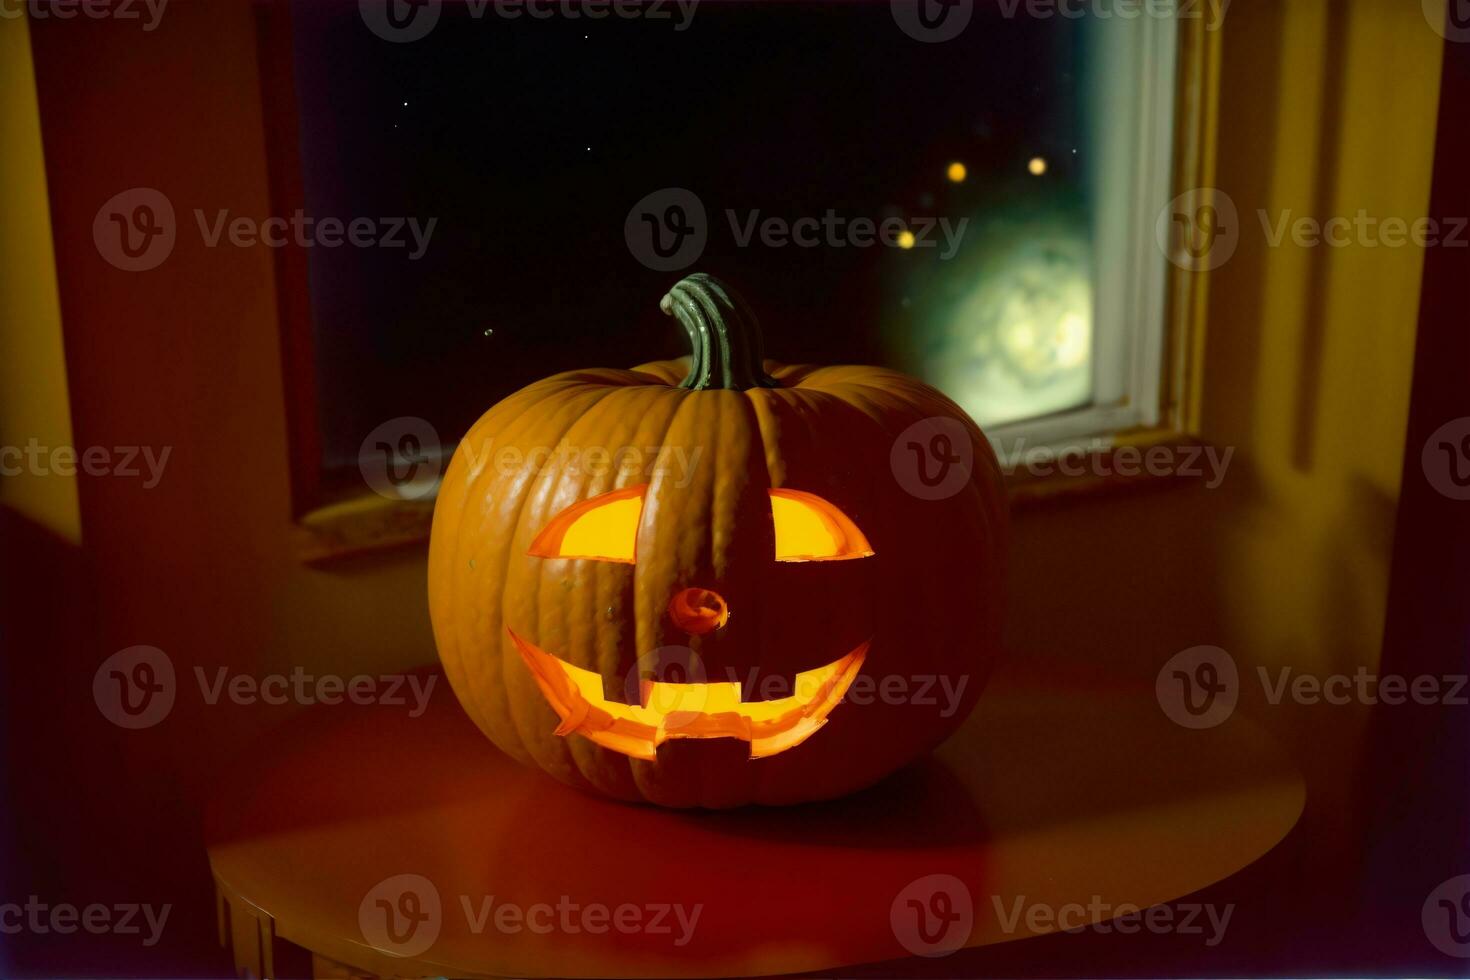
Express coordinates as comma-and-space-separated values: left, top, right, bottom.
428, 274, 1007, 808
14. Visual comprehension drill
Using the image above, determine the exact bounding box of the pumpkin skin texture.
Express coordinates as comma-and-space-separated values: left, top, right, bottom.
428, 275, 1007, 808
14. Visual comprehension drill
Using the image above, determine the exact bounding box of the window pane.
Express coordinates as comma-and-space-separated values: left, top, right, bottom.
284, 2, 1100, 469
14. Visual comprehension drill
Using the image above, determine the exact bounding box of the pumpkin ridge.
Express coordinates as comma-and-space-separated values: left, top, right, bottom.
494, 384, 626, 780
618, 385, 696, 800
541, 383, 683, 799
437, 381, 578, 762
627, 388, 713, 806
449, 388, 572, 760
745, 385, 879, 804
443, 386, 566, 764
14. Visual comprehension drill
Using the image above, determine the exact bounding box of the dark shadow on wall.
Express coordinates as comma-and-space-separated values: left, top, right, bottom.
0, 508, 231, 976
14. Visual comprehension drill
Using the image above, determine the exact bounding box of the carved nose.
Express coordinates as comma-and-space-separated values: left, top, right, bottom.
668, 587, 729, 635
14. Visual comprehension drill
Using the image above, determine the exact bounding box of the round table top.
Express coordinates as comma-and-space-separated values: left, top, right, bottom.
205, 666, 1303, 978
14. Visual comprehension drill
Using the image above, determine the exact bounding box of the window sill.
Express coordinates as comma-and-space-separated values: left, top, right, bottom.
1005, 431, 1221, 509
293, 494, 435, 566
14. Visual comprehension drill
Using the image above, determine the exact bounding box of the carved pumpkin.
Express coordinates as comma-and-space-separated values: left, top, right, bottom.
428, 274, 1007, 808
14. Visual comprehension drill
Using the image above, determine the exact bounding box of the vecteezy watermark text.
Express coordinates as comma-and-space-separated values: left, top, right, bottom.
994, 0, 1229, 30
93, 187, 437, 272
0, 440, 170, 488
0, 898, 170, 947
462, 440, 703, 490
358, 0, 698, 43
194, 210, 435, 260
991, 895, 1234, 946
1157, 645, 1470, 729
997, 437, 1234, 488
1159, 187, 1470, 271
357, 417, 708, 502
713, 669, 970, 718
892, 0, 1226, 43
625, 187, 968, 271
358, 874, 701, 959
93, 646, 437, 729
460, 894, 700, 945
725, 210, 967, 259
0, 0, 168, 29
1259, 666, 1468, 707
195, 667, 437, 717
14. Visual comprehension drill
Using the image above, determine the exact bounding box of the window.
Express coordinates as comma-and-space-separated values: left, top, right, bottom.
263, 1, 1212, 553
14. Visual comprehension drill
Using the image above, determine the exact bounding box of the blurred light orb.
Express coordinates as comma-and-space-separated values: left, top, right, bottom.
946, 161, 967, 183
897, 229, 916, 250
922, 226, 1092, 428
1028, 156, 1048, 176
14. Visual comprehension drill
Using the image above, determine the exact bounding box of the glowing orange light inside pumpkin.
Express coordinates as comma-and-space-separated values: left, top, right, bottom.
527, 485, 646, 563
769, 489, 874, 562
508, 627, 868, 760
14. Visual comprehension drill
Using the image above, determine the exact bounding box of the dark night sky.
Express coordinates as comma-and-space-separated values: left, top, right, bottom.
287, 1, 1084, 467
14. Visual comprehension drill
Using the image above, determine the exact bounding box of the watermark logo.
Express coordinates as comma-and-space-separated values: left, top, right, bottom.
361, 0, 697, 43
0, 0, 168, 30
1162, 189, 1469, 270
459, 894, 701, 943
625, 189, 967, 271
360, 0, 443, 42
891, 417, 974, 501
996, 437, 1234, 488
463, 439, 704, 489
625, 187, 707, 272
890, 873, 973, 958
194, 209, 436, 259
360, 875, 701, 950
1424, 874, 1470, 957
360, 874, 442, 958
0, 440, 171, 487
359, 417, 442, 501
0, 898, 171, 947
1424, 0, 1470, 44
93, 646, 176, 730
95, 649, 437, 728
1157, 187, 1239, 272
94, 188, 176, 272
719, 670, 970, 717
992, 0, 1229, 30
1423, 417, 1470, 501
991, 895, 1233, 945
94, 189, 436, 271
1259, 666, 1467, 707
726, 209, 966, 257
891, 0, 973, 42
195, 667, 437, 717
1259, 210, 1469, 250
619, 645, 710, 727
1156, 645, 1238, 729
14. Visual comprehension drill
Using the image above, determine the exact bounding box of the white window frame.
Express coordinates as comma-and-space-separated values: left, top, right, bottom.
987, 12, 1193, 468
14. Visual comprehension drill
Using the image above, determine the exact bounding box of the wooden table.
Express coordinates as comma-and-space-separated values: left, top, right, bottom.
205, 667, 1303, 978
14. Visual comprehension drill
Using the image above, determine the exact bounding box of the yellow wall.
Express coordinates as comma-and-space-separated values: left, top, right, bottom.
26, 1, 434, 778
1007, 0, 1440, 688
1006, 0, 1441, 876
0, 14, 80, 543
1207, 0, 1439, 679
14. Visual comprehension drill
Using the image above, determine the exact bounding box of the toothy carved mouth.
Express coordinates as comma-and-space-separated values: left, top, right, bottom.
506, 628, 868, 761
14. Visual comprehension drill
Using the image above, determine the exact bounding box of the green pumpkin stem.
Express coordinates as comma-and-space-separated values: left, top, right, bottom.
660, 273, 780, 391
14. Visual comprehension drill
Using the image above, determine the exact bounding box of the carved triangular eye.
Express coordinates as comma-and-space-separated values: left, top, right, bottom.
528, 486, 647, 563
769, 489, 874, 562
